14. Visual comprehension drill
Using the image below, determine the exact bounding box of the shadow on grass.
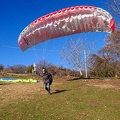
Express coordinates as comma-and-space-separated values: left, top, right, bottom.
67, 77, 100, 81
51, 89, 70, 95
0, 82, 10, 85
67, 77, 82, 81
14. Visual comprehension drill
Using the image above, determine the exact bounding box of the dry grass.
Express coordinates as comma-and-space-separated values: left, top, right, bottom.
0, 79, 61, 106
0, 77, 119, 105
0, 77, 120, 120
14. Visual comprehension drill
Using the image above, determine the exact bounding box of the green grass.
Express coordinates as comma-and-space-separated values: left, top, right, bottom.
0, 80, 120, 120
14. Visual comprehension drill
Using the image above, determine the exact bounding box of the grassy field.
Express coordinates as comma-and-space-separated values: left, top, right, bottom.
0, 77, 120, 120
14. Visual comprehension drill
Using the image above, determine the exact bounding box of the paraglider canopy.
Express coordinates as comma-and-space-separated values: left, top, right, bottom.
18, 5, 115, 51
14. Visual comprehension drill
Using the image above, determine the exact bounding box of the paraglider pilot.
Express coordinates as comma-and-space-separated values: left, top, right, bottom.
40, 68, 53, 94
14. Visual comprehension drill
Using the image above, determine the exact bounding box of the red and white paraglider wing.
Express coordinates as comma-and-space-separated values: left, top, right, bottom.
18, 6, 115, 51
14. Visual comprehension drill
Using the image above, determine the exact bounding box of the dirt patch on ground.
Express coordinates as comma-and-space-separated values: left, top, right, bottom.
85, 79, 120, 89
87, 84, 117, 89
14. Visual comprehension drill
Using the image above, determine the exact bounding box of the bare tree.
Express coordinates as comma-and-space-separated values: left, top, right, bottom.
61, 38, 94, 77
108, 0, 120, 17
36, 59, 49, 72
9, 65, 27, 74
107, 0, 120, 28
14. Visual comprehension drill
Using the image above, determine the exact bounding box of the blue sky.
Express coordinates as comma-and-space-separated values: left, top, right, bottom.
0, 0, 113, 68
